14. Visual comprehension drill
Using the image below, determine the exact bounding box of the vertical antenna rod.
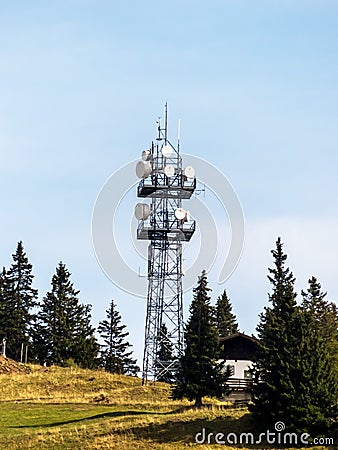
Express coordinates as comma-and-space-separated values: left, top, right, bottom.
164, 102, 168, 143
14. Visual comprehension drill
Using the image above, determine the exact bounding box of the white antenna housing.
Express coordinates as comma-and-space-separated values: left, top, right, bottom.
164, 165, 175, 177
136, 161, 152, 178
161, 144, 172, 157
174, 208, 190, 222
135, 203, 151, 220
184, 166, 195, 179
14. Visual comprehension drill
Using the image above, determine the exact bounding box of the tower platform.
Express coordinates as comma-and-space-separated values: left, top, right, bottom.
137, 222, 195, 241
137, 177, 196, 199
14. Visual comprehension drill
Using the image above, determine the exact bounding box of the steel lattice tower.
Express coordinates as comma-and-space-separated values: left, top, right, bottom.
135, 105, 196, 384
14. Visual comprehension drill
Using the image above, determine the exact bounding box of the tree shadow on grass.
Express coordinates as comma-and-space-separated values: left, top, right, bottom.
111, 413, 338, 449
112, 412, 262, 448
11, 411, 157, 428
9, 408, 182, 428
10, 407, 337, 449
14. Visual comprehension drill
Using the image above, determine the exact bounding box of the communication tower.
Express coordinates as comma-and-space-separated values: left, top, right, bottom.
135, 105, 196, 384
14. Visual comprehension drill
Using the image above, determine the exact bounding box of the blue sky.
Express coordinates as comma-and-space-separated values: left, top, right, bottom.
1, 0, 338, 366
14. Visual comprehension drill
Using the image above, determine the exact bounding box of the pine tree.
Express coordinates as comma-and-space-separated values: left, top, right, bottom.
215, 289, 239, 338
296, 277, 338, 431
171, 270, 229, 407
301, 276, 338, 345
98, 299, 139, 376
250, 238, 300, 427
3, 242, 38, 360
156, 323, 174, 383
250, 239, 338, 434
72, 303, 100, 369
32, 262, 99, 368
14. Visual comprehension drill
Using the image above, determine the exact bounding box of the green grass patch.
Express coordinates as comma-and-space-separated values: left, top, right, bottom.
0, 363, 334, 449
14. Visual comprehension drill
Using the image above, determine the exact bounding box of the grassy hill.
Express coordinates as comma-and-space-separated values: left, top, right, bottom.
0, 356, 334, 449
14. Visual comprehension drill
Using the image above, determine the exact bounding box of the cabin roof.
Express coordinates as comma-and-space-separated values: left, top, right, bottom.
218, 332, 258, 343
218, 332, 259, 361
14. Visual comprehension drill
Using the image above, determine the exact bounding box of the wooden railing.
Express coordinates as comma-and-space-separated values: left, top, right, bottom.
226, 378, 253, 389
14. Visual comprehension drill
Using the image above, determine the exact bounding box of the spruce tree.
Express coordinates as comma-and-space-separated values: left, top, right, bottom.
156, 323, 174, 383
3, 242, 38, 360
33, 262, 99, 368
171, 270, 229, 407
98, 299, 139, 376
296, 277, 338, 431
72, 303, 100, 369
250, 238, 300, 427
215, 289, 239, 338
250, 239, 338, 434
301, 276, 338, 346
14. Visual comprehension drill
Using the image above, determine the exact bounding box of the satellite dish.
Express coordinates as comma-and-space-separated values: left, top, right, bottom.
164, 165, 175, 177
142, 150, 151, 161
161, 145, 172, 157
135, 203, 151, 220
136, 161, 152, 178
174, 208, 186, 220
174, 208, 189, 221
184, 166, 195, 178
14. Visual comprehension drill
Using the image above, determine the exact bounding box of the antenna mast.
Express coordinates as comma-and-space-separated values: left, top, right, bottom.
134, 105, 196, 384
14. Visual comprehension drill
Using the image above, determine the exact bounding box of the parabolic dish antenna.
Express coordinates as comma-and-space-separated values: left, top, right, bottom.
135, 203, 151, 220
164, 165, 175, 177
174, 208, 189, 221
184, 166, 195, 178
161, 145, 172, 158
136, 161, 152, 179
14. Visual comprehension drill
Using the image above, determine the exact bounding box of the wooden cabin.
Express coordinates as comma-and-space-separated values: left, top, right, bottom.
218, 332, 259, 401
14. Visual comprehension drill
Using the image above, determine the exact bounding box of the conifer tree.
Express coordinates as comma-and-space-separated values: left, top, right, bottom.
2, 242, 38, 360
250, 239, 338, 434
250, 238, 300, 427
301, 276, 338, 346
72, 303, 100, 369
215, 289, 239, 338
171, 270, 229, 407
98, 299, 139, 376
33, 262, 98, 368
295, 277, 338, 431
156, 323, 174, 383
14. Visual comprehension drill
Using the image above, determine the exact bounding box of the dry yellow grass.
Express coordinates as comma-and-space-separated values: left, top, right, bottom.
0, 363, 334, 449
0, 363, 179, 407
